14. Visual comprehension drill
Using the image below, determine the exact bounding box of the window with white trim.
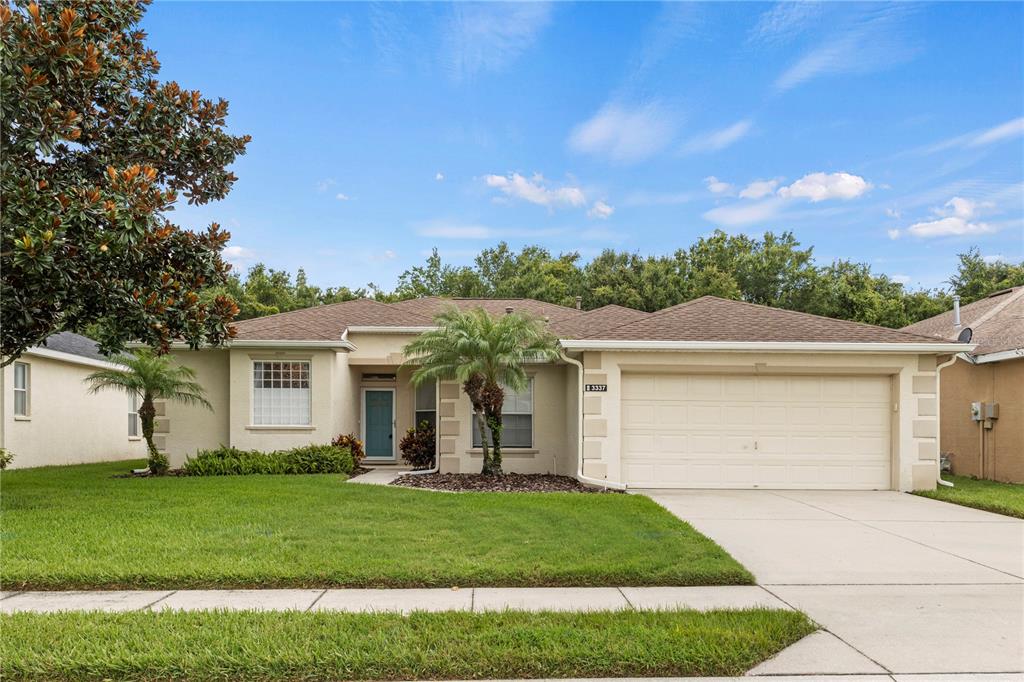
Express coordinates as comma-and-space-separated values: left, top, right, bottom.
471, 379, 533, 448
13, 362, 29, 417
129, 393, 140, 437
252, 361, 311, 425
414, 380, 436, 428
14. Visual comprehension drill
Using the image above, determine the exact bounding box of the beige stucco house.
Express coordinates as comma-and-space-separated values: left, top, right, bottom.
158, 296, 971, 491
1, 333, 147, 469
903, 287, 1024, 483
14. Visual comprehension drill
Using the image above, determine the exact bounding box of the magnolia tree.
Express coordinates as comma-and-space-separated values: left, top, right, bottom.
1, 0, 249, 363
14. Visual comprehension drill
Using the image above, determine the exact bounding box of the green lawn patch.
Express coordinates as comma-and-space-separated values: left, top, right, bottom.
0, 609, 814, 681
0, 460, 753, 589
914, 474, 1024, 519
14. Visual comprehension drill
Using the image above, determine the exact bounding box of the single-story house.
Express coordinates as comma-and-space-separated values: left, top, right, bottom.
158, 295, 970, 491
1, 332, 147, 468
902, 286, 1023, 482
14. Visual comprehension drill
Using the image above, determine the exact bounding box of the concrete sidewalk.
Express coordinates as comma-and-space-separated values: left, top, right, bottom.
0, 585, 789, 614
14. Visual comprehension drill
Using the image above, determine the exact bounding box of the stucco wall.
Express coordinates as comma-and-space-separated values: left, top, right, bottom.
160, 349, 230, 466
1, 353, 147, 469
939, 357, 1023, 483
436, 364, 573, 475
575, 350, 939, 491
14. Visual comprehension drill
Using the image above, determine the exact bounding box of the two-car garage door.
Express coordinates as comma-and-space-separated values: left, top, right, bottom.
621, 373, 892, 490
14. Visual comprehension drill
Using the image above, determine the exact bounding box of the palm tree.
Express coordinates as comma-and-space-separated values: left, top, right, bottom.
84, 349, 211, 474
403, 307, 561, 475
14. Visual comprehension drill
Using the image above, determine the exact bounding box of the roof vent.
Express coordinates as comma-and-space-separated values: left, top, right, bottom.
505, 306, 514, 315
575, 296, 582, 310
953, 295, 961, 329
957, 327, 973, 343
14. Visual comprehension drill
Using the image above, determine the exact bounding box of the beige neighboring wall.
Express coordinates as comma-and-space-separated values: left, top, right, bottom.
1, 353, 147, 469
576, 350, 940, 492
437, 363, 573, 475
940, 357, 1024, 483
161, 349, 230, 467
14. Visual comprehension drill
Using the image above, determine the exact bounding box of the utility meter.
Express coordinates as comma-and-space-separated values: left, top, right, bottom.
970, 401, 983, 421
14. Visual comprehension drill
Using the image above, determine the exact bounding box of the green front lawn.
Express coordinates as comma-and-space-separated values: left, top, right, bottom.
914, 474, 1024, 519
0, 460, 752, 589
0, 609, 814, 681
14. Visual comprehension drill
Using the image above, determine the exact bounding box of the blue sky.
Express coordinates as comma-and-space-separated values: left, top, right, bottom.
145, 2, 1024, 292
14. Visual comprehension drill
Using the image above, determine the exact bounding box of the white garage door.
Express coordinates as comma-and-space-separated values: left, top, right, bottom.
621, 373, 892, 490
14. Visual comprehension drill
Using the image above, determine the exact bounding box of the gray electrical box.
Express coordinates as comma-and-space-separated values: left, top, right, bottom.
984, 402, 999, 420
971, 401, 983, 421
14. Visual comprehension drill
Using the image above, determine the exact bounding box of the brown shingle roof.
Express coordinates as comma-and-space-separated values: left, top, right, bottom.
232, 299, 433, 340
549, 304, 650, 339
388, 297, 582, 321
902, 287, 1024, 355
585, 296, 952, 344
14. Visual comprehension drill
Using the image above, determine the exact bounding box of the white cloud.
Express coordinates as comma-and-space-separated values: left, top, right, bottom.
885, 207, 901, 219
435, 172, 445, 182
335, 193, 351, 201
983, 254, 1007, 264
892, 274, 911, 285
315, 178, 336, 192
777, 172, 871, 202
223, 245, 256, 265
703, 198, 784, 227
905, 196, 996, 238
704, 176, 734, 195
739, 178, 780, 200
774, 6, 917, 91
922, 117, 1024, 155
587, 200, 615, 220
443, 2, 552, 81
483, 172, 586, 209
887, 228, 901, 240
748, 2, 822, 46
681, 119, 753, 154
568, 102, 678, 163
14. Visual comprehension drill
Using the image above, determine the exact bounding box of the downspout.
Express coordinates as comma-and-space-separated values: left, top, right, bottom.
404, 377, 440, 476
935, 354, 959, 487
561, 352, 627, 491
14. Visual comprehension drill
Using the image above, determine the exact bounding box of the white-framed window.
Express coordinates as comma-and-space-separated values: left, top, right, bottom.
13, 362, 29, 417
414, 380, 436, 428
129, 393, 140, 437
252, 360, 311, 426
471, 379, 533, 448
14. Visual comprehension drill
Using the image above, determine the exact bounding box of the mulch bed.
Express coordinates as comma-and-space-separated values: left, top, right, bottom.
391, 472, 615, 493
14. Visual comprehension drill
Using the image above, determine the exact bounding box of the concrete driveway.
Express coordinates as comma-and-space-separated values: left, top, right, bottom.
642, 489, 1024, 676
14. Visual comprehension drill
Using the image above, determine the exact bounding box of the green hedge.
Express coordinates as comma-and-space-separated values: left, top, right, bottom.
182, 444, 355, 476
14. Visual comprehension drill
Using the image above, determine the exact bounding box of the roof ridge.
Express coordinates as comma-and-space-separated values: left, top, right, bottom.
578, 296, 709, 338
962, 286, 1024, 335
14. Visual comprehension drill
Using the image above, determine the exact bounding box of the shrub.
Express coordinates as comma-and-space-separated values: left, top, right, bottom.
182, 444, 354, 477
399, 421, 436, 469
0, 448, 14, 470
331, 433, 365, 465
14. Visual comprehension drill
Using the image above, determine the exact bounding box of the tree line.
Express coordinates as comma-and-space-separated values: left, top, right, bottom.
214, 231, 1024, 329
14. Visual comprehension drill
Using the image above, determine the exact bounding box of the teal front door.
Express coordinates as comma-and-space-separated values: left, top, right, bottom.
363, 389, 394, 459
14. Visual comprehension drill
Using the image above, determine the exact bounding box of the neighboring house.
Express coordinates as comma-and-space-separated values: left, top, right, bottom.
159, 295, 969, 491
1, 332, 147, 469
903, 287, 1024, 483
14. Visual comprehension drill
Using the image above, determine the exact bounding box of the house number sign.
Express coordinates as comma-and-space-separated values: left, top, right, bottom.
585, 384, 608, 392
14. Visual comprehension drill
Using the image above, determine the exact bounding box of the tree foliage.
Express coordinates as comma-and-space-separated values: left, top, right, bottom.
1, 0, 249, 362
226, 232, 1019, 329
403, 308, 561, 476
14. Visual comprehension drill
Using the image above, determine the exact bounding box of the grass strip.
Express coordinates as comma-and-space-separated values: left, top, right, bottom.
0, 608, 814, 681
914, 474, 1024, 519
1, 460, 752, 589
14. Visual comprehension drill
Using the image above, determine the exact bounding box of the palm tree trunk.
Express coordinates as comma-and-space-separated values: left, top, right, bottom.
475, 410, 494, 475
139, 394, 168, 474
486, 410, 504, 476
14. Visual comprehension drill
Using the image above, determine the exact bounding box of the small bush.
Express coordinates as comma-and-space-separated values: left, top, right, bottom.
183, 444, 354, 477
400, 421, 436, 469
0, 448, 14, 470
331, 433, 365, 466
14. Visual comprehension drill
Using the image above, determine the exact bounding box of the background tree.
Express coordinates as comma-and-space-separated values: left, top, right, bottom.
403, 307, 561, 475
84, 349, 210, 474
1, 0, 250, 362
948, 248, 1024, 303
